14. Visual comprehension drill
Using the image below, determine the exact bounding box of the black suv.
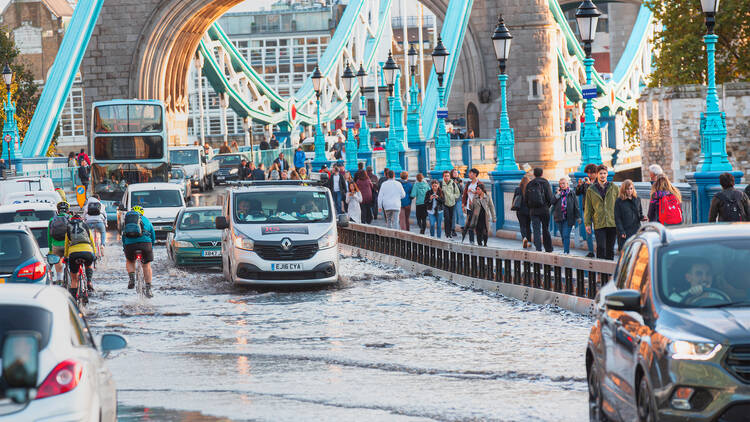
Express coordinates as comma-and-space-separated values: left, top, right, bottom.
587, 223, 750, 422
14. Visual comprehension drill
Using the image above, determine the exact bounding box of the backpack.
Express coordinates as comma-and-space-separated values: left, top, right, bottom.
87, 201, 101, 216
67, 220, 90, 246
525, 181, 546, 209
718, 191, 746, 222
49, 215, 69, 241
658, 193, 683, 225
122, 211, 144, 238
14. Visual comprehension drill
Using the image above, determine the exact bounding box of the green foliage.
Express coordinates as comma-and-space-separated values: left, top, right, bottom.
645, 0, 750, 86
623, 108, 639, 152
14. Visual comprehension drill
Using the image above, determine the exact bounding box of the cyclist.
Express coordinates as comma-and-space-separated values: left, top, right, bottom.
48, 202, 71, 284
122, 205, 156, 298
83, 194, 107, 252
63, 214, 97, 300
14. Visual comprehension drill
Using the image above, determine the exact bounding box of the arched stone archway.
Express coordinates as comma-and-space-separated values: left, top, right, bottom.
466, 102, 479, 138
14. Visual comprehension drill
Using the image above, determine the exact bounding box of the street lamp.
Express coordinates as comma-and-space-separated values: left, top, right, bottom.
491, 15, 521, 173
311, 66, 327, 170
701, 0, 719, 34
342, 62, 358, 172
2, 64, 17, 171
408, 43, 418, 75
430, 37, 451, 175
405, 42, 426, 172
383, 51, 402, 173
356, 63, 372, 160
575, 0, 603, 171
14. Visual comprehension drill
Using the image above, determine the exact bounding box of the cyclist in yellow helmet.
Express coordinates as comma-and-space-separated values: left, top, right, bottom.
121, 205, 156, 297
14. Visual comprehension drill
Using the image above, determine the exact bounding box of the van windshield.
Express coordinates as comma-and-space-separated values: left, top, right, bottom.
659, 240, 750, 308
130, 190, 183, 208
170, 150, 199, 165
233, 190, 331, 224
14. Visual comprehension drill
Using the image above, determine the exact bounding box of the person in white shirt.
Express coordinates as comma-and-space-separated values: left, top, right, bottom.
377, 170, 406, 230
328, 167, 347, 214
345, 182, 363, 223
83, 194, 108, 247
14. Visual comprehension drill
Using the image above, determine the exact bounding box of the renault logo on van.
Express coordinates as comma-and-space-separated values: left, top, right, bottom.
280, 238, 292, 251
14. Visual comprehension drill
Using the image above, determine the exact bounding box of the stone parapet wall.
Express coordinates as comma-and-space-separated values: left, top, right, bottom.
638, 83, 750, 182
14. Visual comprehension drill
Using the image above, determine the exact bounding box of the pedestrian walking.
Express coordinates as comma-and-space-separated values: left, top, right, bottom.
451, 169, 464, 234
614, 179, 646, 251
648, 164, 663, 184
346, 182, 363, 223
378, 170, 405, 230
267, 163, 280, 180
709, 172, 750, 222
525, 168, 554, 252
440, 170, 460, 239
219, 142, 231, 154
367, 166, 379, 220
273, 152, 290, 172
327, 166, 347, 214
584, 164, 619, 260
411, 173, 430, 234
468, 184, 496, 246
461, 168, 483, 243
399, 172, 413, 231
294, 145, 306, 170
355, 165, 374, 224
425, 179, 445, 238
647, 174, 682, 225
512, 176, 532, 248
230, 141, 239, 152
238, 158, 250, 180
252, 163, 266, 181
575, 163, 598, 257
552, 177, 580, 254
67, 152, 76, 167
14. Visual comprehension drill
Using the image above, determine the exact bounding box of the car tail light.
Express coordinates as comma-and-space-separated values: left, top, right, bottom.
36, 360, 83, 399
16, 261, 46, 281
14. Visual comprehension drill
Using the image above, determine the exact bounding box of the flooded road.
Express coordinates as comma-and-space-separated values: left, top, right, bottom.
86, 191, 593, 421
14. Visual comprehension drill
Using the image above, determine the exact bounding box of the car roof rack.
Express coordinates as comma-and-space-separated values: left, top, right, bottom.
226, 179, 327, 188
637, 222, 669, 245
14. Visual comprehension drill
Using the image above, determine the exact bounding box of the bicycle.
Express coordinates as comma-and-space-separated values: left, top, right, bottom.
133, 249, 149, 299
71, 257, 89, 308
92, 230, 104, 268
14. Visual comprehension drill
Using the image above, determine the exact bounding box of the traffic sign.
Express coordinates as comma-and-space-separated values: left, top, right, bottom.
3, 134, 10, 144
359, 110, 367, 117
436, 107, 449, 119
346, 120, 355, 129
582, 84, 598, 100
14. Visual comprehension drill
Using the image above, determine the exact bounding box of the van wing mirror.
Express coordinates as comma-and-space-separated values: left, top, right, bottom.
215, 216, 229, 229
46, 254, 60, 265
2, 331, 40, 403
337, 213, 349, 227
605, 289, 641, 312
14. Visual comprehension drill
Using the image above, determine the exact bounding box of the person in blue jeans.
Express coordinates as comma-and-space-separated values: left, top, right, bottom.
575, 163, 598, 257
450, 169, 464, 234
551, 177, 580, 254
424, 179, 445, 238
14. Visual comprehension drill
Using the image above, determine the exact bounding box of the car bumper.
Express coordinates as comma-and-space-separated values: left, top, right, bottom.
231, 245, 339, 286
152, 224, 173, 241
174, 248, 222, 267
655, 357, 750, 421
0, 387, 95, 422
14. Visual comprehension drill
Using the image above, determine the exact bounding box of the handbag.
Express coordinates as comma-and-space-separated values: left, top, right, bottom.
511, 192, 522, 211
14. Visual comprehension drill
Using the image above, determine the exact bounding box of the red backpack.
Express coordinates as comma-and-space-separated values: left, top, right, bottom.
658, 193, 682, 225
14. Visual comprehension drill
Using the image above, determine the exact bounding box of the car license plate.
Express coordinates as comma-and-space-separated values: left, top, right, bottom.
202, 250, 221, 257
271, 263, 301, 271
217, 176, 225, 180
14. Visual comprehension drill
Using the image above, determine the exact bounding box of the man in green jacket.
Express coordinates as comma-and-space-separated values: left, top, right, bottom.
48, 202, 71, 284
584, 164, 619, 260
441, 170, 461, 238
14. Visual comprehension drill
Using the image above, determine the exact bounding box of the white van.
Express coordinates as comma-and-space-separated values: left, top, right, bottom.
215, 179, 348, 286
116, 183, 185, 241
0, 176, 56, 205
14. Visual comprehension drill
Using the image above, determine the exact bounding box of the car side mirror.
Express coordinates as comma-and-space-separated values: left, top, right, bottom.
99, 333, 127, 357
46, 254, 60, 265
215, 216, 229, 229
605, 289, 641, 312
337, 213, 349, 227
2, 331, 40, 403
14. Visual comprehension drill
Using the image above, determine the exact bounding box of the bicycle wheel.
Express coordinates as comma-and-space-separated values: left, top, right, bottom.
135, 259, 146, 298
63, 266, 71, 289
77, 269, 88, 307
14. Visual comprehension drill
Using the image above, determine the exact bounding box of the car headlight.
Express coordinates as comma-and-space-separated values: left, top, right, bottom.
318, 229, 337, 250
669, 340, 722, 360
173, 240, 193, 248
233, 228, 254, 251
229, 168, 238, 175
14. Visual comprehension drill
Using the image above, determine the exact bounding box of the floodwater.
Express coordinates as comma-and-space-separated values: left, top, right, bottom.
86, 200, 592, 421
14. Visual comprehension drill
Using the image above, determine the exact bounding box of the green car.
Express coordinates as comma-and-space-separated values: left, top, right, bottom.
166, 206, 223, 267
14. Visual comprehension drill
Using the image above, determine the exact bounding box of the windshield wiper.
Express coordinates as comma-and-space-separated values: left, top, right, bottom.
702, 301, 750, 308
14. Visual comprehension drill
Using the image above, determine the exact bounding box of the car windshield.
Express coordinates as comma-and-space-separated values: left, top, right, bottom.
0, 232, 36, 274
179, 209, 222, 230
214, 155, 241, 166
0, 209, 55, 223
659, 240, 750, 308
233, 190, 331, 224
170, 150, 199, 165
170, 169, 185, 179
130, 190, 183, 208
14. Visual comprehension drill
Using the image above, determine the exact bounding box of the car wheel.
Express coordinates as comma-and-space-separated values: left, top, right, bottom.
637, 376, 656, 422
588, 360, 609, 422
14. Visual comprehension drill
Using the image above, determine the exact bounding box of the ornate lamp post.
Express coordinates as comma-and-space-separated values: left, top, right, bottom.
356, 64, 372, 165
2, 64, 18, 169
342, 62, 358, 172
383, 51, 403, 174
310, 66, 327, 170
406, 43, 426, 173
575, 0, 603, 171
490, 15, 521, 173
429, 37, 451, 179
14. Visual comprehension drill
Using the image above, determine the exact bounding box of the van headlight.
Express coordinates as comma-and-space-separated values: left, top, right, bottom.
229, 168, 238, 175
669, 341, 722, 360
318, 229, 337, 250
233, 228, 254, 251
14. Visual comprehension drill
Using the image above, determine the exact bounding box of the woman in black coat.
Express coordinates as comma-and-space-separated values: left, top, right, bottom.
512, 176, 532, 248
551, 178, 580, 254
614, 179, 645, 251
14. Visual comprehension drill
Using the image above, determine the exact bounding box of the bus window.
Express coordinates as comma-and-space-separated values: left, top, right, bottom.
94, 136, 164, 160
94, 104, 163, 134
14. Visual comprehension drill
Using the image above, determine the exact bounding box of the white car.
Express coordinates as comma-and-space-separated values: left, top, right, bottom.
116, 183, 186, 241
0, 284, 126, 421
0, 202, 57, 255
0, 176, 58, 206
